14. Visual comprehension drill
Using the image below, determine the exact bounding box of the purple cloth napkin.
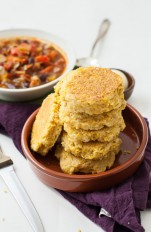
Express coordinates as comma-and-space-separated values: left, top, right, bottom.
0, 102, 151, 232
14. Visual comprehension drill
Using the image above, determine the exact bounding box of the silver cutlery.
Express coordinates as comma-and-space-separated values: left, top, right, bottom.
76, 18, 111, 67
0, 145, 44, 232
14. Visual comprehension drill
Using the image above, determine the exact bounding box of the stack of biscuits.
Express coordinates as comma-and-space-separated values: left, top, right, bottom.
30, 67, 126, 175
55, 67, 126, 174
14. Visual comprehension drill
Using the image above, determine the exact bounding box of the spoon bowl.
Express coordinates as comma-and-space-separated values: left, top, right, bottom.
76, 57, 100, 67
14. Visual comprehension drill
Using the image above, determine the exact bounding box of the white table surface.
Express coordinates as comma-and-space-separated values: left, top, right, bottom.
0, 0, 151, 231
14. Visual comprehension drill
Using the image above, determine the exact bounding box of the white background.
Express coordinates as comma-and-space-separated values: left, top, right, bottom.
0, 0, 151, 231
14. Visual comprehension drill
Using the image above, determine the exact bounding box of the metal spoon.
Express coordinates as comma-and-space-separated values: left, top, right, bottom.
76, 19, 111, 67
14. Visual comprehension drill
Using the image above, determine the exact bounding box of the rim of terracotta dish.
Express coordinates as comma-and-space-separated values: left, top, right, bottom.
21, 103, 148, 180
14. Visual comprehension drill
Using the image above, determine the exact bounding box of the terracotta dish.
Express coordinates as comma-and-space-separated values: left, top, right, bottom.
21, 104, 148, 192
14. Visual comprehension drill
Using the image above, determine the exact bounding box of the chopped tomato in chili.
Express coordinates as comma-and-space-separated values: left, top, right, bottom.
0, 37, 66, 89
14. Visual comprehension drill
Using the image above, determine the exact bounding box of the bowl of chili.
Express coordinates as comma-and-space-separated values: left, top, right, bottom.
0, 28, 76, 102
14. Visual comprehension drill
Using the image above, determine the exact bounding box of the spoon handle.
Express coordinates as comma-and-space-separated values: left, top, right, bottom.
90, 19, 111, 57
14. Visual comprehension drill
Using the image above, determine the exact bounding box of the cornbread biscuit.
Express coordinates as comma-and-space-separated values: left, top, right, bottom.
61, 132, 121, 160
31, 94, 62, 156
55, 145, 116, 174
63, 118, 125, 142
59, 102, 126, 130
55, 67, 126, 115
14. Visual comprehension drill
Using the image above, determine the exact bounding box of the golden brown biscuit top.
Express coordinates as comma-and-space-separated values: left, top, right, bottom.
59, 67, 123, 101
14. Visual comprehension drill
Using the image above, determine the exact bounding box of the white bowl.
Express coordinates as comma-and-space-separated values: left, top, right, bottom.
0, 28, 76, 102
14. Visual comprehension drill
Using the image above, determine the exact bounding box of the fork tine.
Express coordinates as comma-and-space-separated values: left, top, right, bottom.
0, 144, 13, 167
0, 145, 6, 157
0, 145, 3, 157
